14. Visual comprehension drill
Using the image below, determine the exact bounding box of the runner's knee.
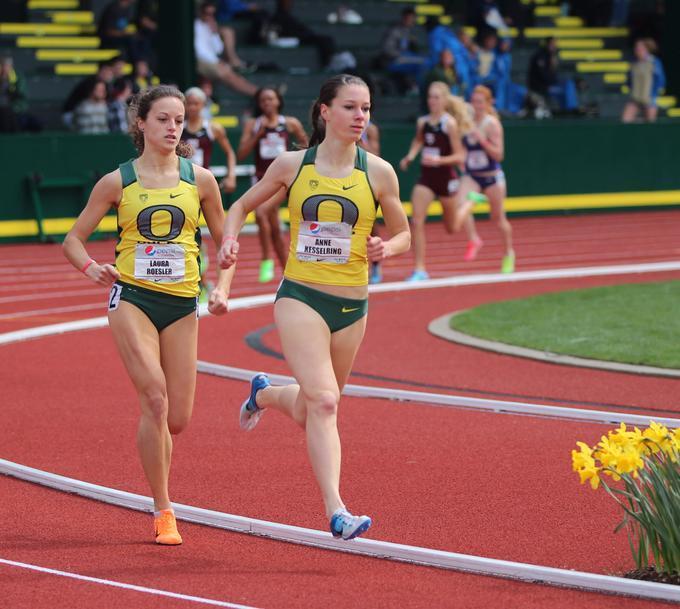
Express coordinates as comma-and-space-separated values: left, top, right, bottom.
167, 411, 191, 435
140, 387, 168, 425
305, 389, 339, 418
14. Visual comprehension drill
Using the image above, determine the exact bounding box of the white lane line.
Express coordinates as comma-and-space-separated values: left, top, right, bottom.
0, 295, 274, 345
1, 459, 679, 604
197, 362, 680, 428
1, 260, 678, 334
0, 558, 263, 609
366, 260, 680, 294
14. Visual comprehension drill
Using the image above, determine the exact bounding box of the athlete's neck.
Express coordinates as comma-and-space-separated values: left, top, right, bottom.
316, 139, 356, 173
137, 149, 178, 175
429, 110, 444, 121
262, 112, 280, 126
187, 116, 203, 131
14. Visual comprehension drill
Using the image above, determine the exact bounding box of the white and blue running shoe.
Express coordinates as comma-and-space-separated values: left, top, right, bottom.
239, 373, 270, 431
329, 508, 372, 540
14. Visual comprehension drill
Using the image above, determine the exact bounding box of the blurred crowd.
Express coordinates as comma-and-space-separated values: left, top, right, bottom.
0, 0, 670, 133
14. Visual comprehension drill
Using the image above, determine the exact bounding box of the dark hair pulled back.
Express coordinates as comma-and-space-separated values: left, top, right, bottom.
308, 73, 369, 147
128, 84, 193, 158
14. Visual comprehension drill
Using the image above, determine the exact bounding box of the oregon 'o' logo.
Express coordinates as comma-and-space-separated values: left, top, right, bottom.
137, 204, 186, 241
301, 195, 359, 227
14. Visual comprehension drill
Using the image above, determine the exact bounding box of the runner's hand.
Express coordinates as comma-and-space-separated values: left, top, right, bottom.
217, 237, 239, 268
85, 263, 120, 286
208, 287, 229, 315
366, 235, 389, 262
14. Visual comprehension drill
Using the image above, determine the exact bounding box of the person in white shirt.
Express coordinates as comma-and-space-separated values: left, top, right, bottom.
194, 1, 257, 97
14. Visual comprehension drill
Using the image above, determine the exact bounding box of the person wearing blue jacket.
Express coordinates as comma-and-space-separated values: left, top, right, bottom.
621, 38, 666, 123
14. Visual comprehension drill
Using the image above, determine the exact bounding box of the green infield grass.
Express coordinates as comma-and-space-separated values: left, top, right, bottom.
450, 281, 680, 369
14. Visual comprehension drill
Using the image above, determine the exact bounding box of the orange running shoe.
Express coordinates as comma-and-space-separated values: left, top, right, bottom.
154, 509, 182, 545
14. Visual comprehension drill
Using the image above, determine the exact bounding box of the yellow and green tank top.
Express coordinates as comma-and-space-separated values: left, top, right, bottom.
114, 157, 202, 297
285, 145, 377, 286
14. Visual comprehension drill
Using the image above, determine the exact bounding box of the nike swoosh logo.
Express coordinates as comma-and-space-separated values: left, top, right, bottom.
342, 184, 357, 190
341, 307, 359, 313
169, 193, 182, 199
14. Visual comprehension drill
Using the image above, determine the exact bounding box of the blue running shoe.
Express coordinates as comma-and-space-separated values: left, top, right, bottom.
239, 373, 270, 431
329, 508, 372, 540
406, 269, 429, 282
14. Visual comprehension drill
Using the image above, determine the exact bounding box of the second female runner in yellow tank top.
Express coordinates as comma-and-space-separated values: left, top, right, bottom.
216, 74, 410, 541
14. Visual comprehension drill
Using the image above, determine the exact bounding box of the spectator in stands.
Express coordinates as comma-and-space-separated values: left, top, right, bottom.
0, 54, 42, 132
62, 60, 116, 128
194, 1, 257, 97
98, 0, 137, 61
423, 49, 462, 99
132, 58, 159, 93
73, 79, 110, 134
108, 76, 133, 132
621, 38, 666, 123
467, 0, 508, 37
270, 0, 337, 70
198, 76, 219, 120
476, 30, 499, 91
425, 19, 475, 98
527, 37, 579, 114
216, 0, 269, 45
379, 6, 427, 94
493, 37, 527, 116
135, 0, 158, 68
610, 0, 630, 26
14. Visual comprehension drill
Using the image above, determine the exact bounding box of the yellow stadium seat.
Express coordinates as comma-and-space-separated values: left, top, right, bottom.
559, 49, 623, 60
415, 4, 444, 16
0, 22, 83, 35
553, 16, 583, 27
556, 39, 604, 49
55, 62, 132, 75
576, 61, 629, 73
535, 6, 560, 16
28, 0, 79, 8
213, 116, 240, 128
525, 27, 628, 38
656, 96, 677, 109
463, 26, 518, 38
667, 108, 680, 118
49, 11, 95, 24
16, 36, 100, 48
603, 73, 626, 84
36, 49, 120, 62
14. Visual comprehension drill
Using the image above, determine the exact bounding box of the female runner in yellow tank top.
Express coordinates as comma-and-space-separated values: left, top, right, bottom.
217, 74, 411, 540
63, 85, 232, 545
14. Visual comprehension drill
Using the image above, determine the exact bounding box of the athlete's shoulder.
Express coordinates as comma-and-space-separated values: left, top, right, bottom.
366, 151, 397, 188
209, 120, 226, 137
91, 166, 124, 207
193, 163, 216, 185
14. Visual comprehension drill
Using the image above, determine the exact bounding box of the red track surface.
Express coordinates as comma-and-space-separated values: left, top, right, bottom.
2, 210, 680, 608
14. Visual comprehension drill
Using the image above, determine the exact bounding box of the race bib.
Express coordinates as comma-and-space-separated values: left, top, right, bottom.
259, 133, 286, 160
447, 179, 460, 194
422, 146, 440, 159
108, 283, 122, 311
187, 138, 204, 167
467, 150, 489, 171
296, 221, 351, 264
134, 243, 185, 283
